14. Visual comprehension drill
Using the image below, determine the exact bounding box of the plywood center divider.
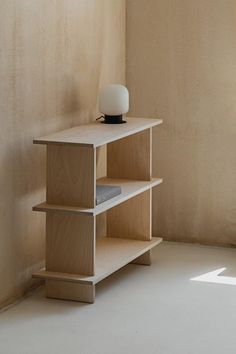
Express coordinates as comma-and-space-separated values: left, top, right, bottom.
107, 128, 152, 180
46, 213, 95, 276
46, 145, 96, 208
107, 190, 151, 240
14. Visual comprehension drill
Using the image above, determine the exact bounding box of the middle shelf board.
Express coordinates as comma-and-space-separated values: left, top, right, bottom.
33, 177, 163, 216
33, 236, 162, 285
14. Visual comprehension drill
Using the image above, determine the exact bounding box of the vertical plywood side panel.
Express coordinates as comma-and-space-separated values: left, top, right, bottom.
107, 190, 152, 241
47, 145, 95, 208
96, 146, 107, 239
46, 213, 95, 276
107, 128, 151, 180
96, 145, 107, 179
96, 213, 107, 239
150, 127, 153, 177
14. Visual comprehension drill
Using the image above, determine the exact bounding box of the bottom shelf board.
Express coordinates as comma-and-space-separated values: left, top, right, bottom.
33, 236, 162, 285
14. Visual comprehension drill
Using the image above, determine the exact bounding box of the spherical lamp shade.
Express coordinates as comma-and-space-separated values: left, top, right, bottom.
99, 84, 129, 124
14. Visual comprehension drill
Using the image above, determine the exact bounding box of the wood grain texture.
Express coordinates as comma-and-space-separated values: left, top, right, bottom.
96, 145, 107, 238
46, 213, 95, 276
0, 0, 125, 309
96, 213, 107, 240
47, 145, 95, 207
33, 237, 163, 285
107, 129, 152, 180
33, 178, 162, 215
107, 190, 152, 241
127, 0, 236, 246
96, 146, 107, 179
33, 118, 162, 147
46, 280, 95, 303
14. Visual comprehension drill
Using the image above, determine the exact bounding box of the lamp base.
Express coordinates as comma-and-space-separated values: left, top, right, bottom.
102, 115, 126, 124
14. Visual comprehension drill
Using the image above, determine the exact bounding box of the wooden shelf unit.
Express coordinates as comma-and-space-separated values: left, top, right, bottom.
33, 117, 163, 303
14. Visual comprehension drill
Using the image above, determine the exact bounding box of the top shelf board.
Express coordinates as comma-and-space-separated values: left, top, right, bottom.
33, 117, 163, 148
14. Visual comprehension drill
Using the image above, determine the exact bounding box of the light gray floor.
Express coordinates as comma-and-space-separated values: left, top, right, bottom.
1, 242, 236, 354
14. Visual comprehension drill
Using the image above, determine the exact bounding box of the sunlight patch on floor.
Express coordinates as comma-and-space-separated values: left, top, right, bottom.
191, 267, 236, 286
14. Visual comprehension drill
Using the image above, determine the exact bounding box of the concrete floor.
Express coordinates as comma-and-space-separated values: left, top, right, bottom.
1, 241, 236, 354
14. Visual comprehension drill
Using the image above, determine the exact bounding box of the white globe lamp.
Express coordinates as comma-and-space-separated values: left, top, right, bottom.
99, 84, 129, 124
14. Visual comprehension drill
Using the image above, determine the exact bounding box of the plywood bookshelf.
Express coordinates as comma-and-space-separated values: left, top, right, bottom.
33, 117, 163, 303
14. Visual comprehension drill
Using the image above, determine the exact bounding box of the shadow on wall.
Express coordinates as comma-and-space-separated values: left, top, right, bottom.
0, 75, 83, 308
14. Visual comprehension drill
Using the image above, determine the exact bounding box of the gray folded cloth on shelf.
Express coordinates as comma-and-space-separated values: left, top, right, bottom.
96, 185, 121, 205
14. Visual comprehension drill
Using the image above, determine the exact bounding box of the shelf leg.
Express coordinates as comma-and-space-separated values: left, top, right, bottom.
131, 250, 151, 266
45, 212, 95, 303
46, 280, 95, 303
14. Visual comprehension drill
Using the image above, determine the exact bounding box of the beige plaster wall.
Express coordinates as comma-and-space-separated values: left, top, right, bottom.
0, 0, 125, 309
127, 0, 236, 246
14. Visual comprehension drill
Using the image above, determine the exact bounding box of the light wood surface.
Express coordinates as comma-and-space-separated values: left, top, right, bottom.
96, 146, 107, 179
46, 213, 95, 276
47, 145, 96, 208
33, 236, 162, 285
96, 213, 107, 239
107, 190, 152, 240
33, 117, 162, 147
108, 128, 152, 180
33, 177, 162, 215
108, 189, 152, 266
46, 280, 95, 303
96, 145, 107, 238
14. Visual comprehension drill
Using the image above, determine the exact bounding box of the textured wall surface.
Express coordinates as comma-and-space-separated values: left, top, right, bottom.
127, 0, 236, 246
0, 0, 125, 308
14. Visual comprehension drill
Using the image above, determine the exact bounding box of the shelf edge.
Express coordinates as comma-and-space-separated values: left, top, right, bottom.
33, 178, 163, 216
33, 118, 163, 147
32, 236, 163, 285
